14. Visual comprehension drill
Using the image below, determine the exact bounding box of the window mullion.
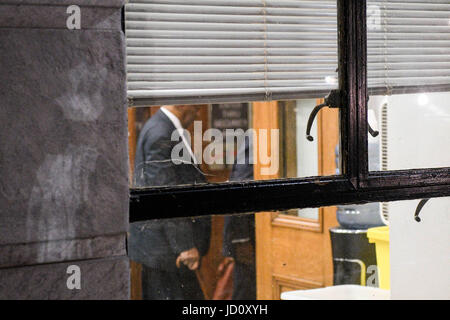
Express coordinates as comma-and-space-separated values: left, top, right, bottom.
337, 0, 368, 189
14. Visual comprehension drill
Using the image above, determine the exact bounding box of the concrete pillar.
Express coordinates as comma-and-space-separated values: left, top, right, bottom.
0, 0, 129, 299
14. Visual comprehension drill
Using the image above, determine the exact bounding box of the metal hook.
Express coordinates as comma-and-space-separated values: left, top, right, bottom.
306, 103, 327, 141
306, 90, 342, 142
414, 198, 430, 222
306, 89, 379, 141
368, 124, 379, 138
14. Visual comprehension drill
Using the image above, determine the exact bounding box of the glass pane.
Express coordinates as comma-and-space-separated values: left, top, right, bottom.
368, 92, 450, 171
128, 197, 449, 300
128, 101, 340, 216
366, 1, 450, 171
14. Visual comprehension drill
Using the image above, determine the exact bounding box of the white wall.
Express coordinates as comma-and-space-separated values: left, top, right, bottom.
389, 197, 450, 299
369, 92, 450, 170
368, 92, 450, 299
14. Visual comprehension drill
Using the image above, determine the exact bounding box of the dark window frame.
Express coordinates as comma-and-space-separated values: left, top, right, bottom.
128, 0, 450, 222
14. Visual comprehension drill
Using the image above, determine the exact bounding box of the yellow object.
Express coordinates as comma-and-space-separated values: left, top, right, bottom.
367, 226, 390, 290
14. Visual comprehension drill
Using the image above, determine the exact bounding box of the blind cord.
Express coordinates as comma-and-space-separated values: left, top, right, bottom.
262, 0, 271, 101
383, 0, 392, 96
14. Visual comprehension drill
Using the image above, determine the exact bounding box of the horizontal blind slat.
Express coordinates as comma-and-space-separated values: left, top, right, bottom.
128, 80, 336, 90
126, 38, 338, 48
125, 21, 449, 33
126, 30, 450, 41
127, 64, 339, 73
129, 85, 337, 98
129, 0, 337, 9
125, 12, 336, 24
126, 3, 338, 17
127, 47, 448, 56
128, 71, 339, 81
127, 62, 450, 72
126, 56, 338, 64
126, 38, 449, 49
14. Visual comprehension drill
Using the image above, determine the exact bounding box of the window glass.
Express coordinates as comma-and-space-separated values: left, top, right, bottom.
126, 0, 341, 202
366, 1, 450, 171
128, 197, 449, 300
368, 92, 450, 171
128, 102, 340, 198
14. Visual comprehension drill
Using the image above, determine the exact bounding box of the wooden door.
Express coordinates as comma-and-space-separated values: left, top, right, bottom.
253, 101, 340, 300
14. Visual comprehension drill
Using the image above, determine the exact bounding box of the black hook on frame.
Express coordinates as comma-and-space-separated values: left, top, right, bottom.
306, 102, 328, 141
306, 90, 379, 141
414, 198, 430, 222
306, 90, 342, 142
368, 124, 379, 138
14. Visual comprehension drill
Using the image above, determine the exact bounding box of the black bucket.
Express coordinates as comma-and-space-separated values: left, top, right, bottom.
330, 228, 378, 286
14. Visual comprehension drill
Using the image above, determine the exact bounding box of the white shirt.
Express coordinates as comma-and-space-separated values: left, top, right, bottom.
160, 107, 198, 164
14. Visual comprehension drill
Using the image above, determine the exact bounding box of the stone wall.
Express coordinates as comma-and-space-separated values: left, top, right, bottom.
0, 0, 129, 299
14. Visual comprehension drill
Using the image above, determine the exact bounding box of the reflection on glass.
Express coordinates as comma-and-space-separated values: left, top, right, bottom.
129, 211, 257, 301
128, 101, 340, 190
129, 197, 449, 300
129, 215, 212, 300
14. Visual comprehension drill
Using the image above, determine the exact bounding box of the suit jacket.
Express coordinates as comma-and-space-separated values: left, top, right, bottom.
222, 134, 255, 260
128, 110, 211, 271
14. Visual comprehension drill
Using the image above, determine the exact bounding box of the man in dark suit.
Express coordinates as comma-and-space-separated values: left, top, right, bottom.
222, 134, 256, 300
128, 105, 211, 300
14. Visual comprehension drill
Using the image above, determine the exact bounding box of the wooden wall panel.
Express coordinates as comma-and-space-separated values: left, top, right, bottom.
271, 227, 324, 284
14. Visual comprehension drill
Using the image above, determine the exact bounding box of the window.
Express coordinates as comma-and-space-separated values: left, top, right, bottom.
125, 0, 450, 300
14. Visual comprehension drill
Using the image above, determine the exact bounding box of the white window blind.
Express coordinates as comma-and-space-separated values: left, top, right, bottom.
125, 0, 450, 105
367, 0, 450, 95
125, 0, 339, 105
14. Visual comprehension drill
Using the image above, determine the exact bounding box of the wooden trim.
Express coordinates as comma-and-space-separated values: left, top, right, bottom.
272, 214, 322, 233
252, 101, 279, 181
253, 101, 279, 300
130, 260, 142, 300
272, 274, 323, 300
255, 211, 273, 300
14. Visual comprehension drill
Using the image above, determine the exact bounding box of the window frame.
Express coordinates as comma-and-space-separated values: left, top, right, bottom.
128, 0, 450, 222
